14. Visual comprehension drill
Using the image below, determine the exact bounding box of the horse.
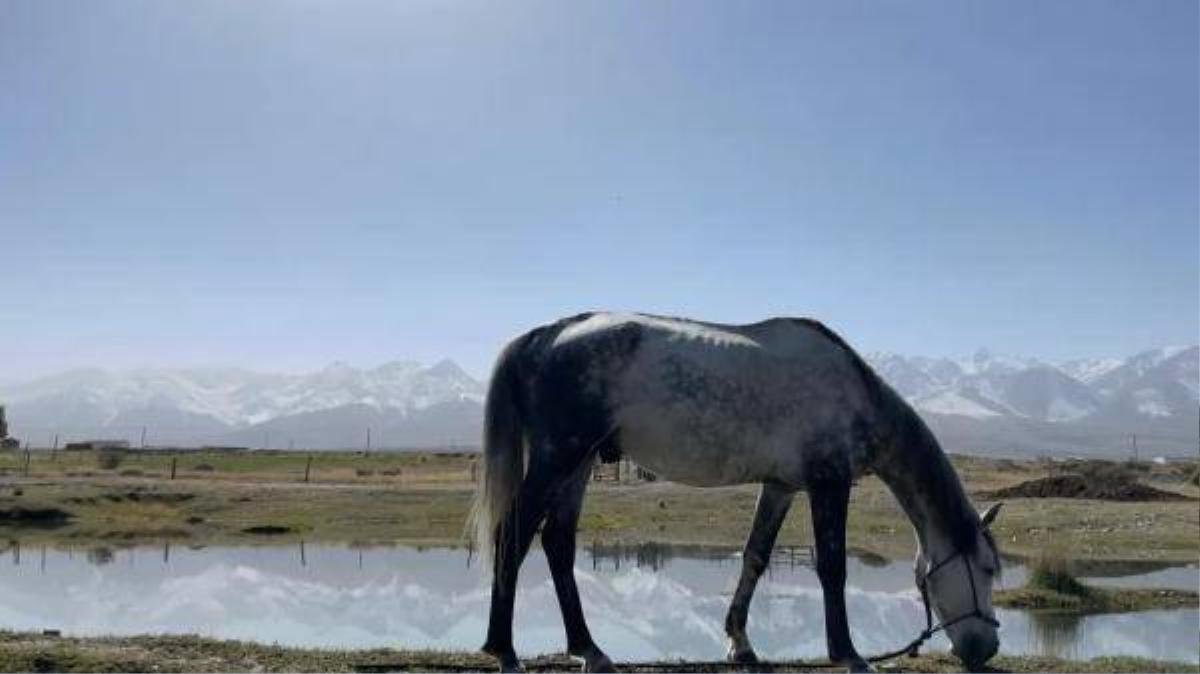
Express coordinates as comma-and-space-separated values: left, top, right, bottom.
469, 312, 1004, 673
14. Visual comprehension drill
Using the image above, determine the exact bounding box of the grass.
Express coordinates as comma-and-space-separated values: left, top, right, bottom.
0, 632, 1194, 673
1028, 556, 1092, 596
994, 555, 1200, 613
0, 453, 1196, 673
0, 451, 1196, 563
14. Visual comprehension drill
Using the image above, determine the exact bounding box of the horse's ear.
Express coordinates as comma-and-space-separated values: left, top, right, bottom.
979, 502, 1003, 529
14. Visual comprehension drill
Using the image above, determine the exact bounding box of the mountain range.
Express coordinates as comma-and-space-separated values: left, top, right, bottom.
1, 346, 1196, 458
863, 346, 1198, 458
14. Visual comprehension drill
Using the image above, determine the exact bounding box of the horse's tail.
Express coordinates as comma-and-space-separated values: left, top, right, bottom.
467, 334, 530, 566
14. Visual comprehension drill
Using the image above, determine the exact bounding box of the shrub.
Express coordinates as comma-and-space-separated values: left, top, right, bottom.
1027, 555, 1090, 597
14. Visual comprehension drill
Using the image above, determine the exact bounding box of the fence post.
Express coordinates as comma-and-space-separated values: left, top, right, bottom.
170, 456, 177, 480
304, 455, 313, 483
23, 449, 31, 477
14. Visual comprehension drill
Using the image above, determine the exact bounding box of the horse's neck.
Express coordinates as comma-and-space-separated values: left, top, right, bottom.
872, 407, 975, 558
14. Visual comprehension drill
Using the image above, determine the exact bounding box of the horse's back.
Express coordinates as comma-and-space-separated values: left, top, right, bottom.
528, 312, 882, 488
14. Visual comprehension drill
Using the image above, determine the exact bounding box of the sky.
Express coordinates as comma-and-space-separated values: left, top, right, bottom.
1, 0, 1197, 380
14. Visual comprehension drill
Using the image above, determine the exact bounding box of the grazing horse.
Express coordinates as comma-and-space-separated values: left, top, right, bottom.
470, 312, 1004, 673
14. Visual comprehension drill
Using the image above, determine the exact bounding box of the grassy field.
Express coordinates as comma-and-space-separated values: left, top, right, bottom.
0, 450, 1196, 673
0, 450, 1195, 564
0, 632, 1195, 674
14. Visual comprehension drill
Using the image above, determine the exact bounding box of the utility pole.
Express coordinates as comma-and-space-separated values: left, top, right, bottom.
140, 426, 147, 449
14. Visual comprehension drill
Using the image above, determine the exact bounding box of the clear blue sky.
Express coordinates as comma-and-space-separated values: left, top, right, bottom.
2, 0, 1196, 380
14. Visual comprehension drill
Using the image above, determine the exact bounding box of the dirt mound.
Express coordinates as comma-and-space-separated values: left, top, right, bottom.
985, 473, 1191, 502
0, 507, 73, 527
242, 525, 292, 535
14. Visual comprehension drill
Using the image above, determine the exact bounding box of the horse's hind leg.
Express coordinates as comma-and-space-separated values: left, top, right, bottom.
725, 482, 795, 663
483, 471, 555, 672
542, 461, 614, 673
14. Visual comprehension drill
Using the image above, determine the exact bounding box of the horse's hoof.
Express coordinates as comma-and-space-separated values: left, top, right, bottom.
583, 654, 615, 673
574, 646, 615, 673
482, 644, 523, 673
726, 644, 759, 664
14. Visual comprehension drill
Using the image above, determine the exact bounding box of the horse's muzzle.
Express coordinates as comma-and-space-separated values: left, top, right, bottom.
954, 632, 999, 671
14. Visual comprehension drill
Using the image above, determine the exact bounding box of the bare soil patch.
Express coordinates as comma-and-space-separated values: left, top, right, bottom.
241, 525, 293, 535
984, 462, 1194, 502
0, 507, 71, 527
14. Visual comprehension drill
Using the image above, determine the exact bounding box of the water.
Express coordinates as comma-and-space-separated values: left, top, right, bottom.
1, 542, 1195, 663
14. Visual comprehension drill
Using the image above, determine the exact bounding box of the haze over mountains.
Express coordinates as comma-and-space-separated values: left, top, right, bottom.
2, 346, 1196, 458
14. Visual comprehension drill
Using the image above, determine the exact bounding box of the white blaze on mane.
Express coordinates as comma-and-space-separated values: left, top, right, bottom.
553, 313, 761, 349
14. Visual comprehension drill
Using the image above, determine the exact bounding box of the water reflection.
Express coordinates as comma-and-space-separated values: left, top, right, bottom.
1027, 612, 1082, 659
0, 543, 1194, 664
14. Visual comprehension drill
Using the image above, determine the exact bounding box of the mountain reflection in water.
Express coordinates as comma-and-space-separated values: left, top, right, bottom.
0, 542, 1195, 664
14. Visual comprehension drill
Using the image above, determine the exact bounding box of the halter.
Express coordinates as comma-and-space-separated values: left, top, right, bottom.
852, 547, 1000, 664
915, 548, 1001, 639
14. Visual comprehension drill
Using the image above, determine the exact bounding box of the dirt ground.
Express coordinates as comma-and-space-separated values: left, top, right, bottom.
0, 632, 1195, 674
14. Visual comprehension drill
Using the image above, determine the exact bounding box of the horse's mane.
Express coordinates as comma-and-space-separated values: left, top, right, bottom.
799, 317, 1003, 571
790, 318, 887, 407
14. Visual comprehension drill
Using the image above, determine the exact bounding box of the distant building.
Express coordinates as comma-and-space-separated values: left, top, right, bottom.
0, 405, 17, 450
64, 440, 131, 451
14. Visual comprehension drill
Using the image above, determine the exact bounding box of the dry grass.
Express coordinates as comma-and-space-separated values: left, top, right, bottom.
0, 452, 1195, 563
0, 632, 1194, 673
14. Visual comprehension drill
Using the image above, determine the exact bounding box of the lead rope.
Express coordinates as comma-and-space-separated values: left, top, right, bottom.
860, 578, 937, 663
818, 549, 997, 667
625, 554, 962, 672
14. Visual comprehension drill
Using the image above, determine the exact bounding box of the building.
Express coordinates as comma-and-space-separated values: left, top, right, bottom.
0, 405, 17, 450
63, 440, 131, 451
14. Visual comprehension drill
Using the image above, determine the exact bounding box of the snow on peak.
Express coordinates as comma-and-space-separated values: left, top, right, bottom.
913, 391, 1002, 419
2, 359, 485, 429
867, 345, 1198, 423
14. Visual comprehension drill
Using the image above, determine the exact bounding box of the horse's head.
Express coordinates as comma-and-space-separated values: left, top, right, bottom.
916, 502, 1004, 670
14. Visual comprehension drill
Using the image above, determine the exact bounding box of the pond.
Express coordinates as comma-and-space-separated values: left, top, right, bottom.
0, 542, 1195, 664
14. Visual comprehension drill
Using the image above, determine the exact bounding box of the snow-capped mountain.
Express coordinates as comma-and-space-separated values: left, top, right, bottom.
1, 360, 485, 449
865, 346, 1197, 423
2, 346, 1195, 457
864, 346, 1199, 457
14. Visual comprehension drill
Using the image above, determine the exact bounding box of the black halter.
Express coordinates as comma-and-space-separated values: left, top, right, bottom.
846, 547, 1001, 664
915, 548, 1001, 638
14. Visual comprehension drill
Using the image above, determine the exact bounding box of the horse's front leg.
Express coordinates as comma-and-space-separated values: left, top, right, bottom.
725, 482, 795, 663
809, 480, 871, 673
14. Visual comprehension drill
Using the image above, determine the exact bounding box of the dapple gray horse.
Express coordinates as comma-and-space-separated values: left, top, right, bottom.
470, 313, 1003, 672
